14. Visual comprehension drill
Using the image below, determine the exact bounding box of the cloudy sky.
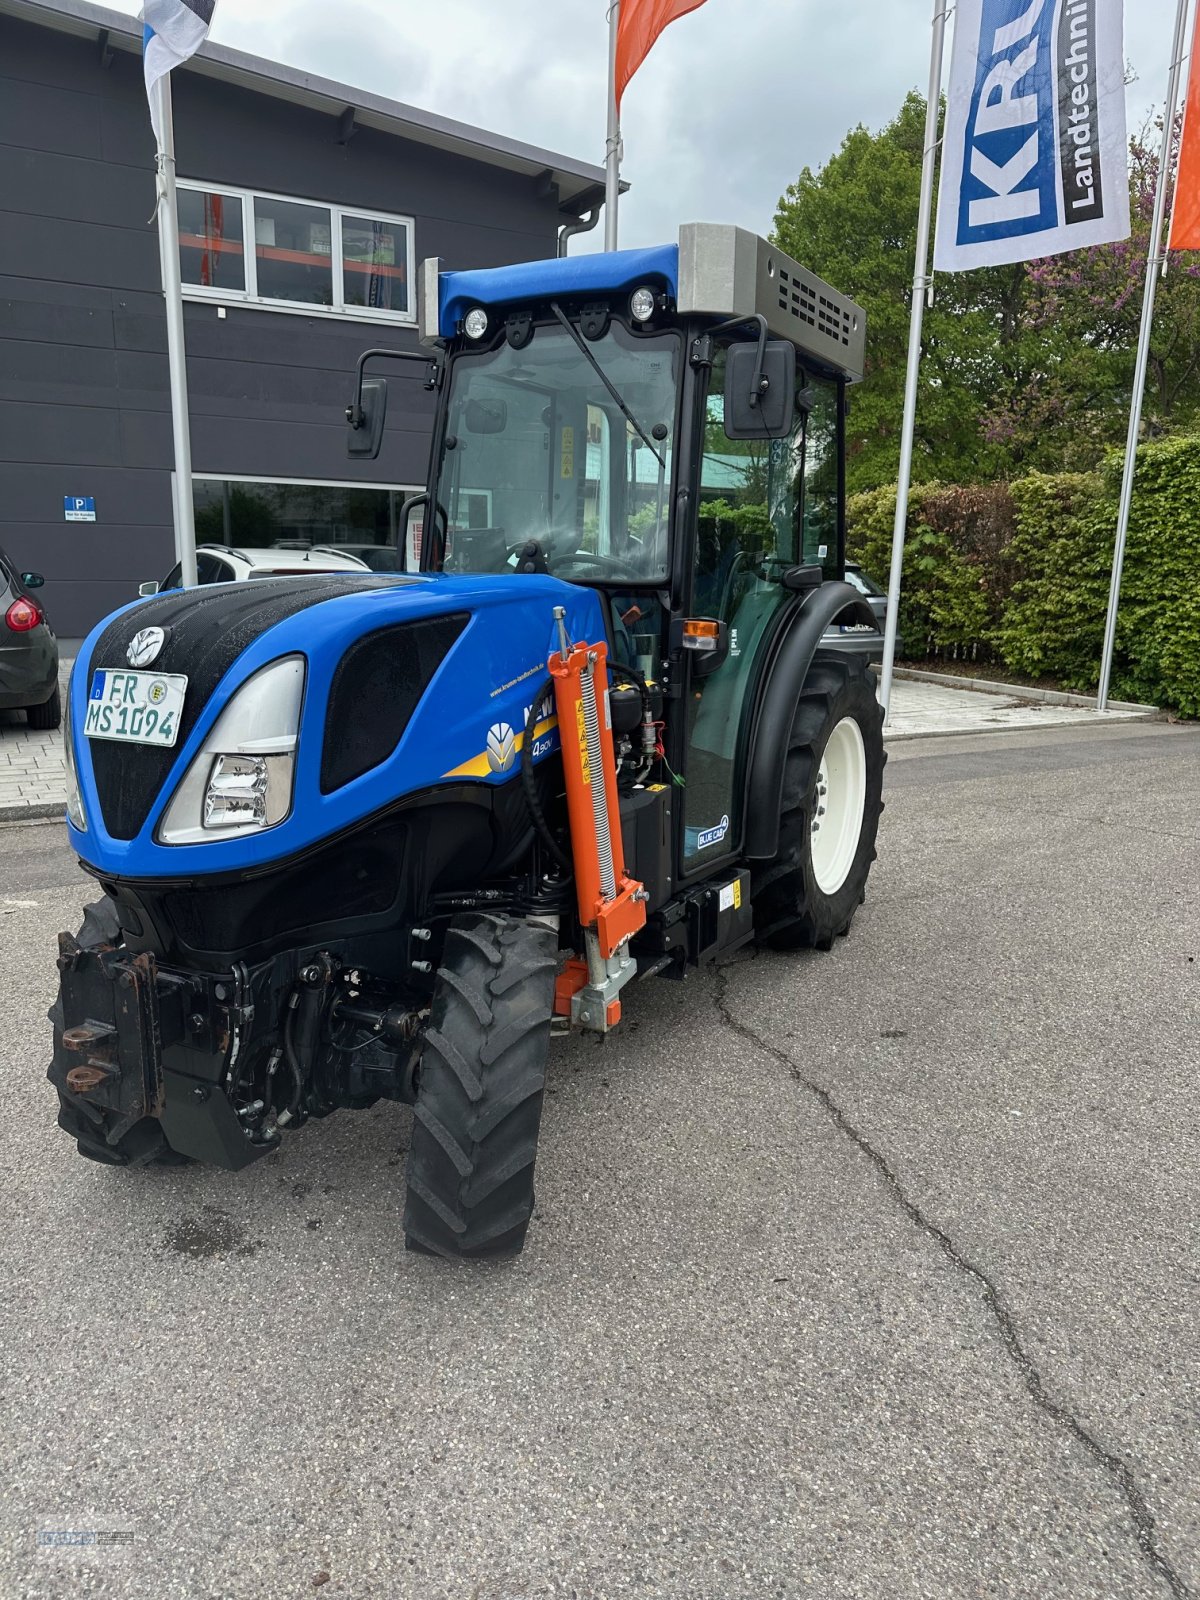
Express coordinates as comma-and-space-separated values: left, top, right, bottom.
113, 0, 1183, 247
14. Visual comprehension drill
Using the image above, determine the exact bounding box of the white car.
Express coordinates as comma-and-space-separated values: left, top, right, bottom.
140, 544, 372, 595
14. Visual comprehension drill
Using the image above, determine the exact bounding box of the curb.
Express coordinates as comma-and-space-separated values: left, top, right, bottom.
0, 801, 65, 825
893, 666, 1158, 714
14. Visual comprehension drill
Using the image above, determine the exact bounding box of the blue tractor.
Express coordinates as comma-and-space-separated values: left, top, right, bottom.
48, 225, 884, 1258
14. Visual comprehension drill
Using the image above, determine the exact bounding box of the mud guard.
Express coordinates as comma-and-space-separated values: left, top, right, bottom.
743, 581, 878, 861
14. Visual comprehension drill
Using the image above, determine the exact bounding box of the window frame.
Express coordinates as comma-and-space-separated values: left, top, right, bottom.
176, 180, 417, 326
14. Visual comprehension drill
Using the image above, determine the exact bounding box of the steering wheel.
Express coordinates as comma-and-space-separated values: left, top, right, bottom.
549, 550, 631, 579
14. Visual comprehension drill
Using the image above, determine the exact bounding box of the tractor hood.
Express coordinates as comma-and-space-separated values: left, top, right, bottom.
67, 572, 605, 880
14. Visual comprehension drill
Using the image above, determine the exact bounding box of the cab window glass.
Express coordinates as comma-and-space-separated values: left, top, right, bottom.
434, 323, 678, 582
684, 349, 841, 867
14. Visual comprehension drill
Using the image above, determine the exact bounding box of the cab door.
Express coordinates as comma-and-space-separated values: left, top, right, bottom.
680, 348, 841, 870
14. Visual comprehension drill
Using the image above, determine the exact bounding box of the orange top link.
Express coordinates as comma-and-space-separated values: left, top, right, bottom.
548, 638, 647, 958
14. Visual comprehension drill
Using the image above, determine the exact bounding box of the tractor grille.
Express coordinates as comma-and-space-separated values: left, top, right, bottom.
320, 615, 468, 794
87, 576, 404, 841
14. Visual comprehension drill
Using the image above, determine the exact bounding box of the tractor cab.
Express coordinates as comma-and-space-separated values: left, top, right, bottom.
350, 224, 869, 875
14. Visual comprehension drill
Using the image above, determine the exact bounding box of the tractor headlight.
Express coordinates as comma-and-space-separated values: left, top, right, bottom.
63, 680, 86, 832
157, 656, 305, 845
629, 285, 657, 323
463, 307, 489, 340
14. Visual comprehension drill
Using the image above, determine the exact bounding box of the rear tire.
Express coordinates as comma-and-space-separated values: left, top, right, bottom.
752, 655, 885, 950
48, 896, 189, 1168
26, 684, 61, 731
403, 913, 558, 1259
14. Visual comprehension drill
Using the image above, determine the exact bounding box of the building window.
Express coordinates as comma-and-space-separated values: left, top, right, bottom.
178, 186, 246, 292
192, 476, 420, 572
254, 195, 334, 307
178, 183, 415, 321
342, 214, 405, 312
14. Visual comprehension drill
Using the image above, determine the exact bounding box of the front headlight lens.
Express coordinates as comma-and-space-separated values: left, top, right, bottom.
630, 285, 657, 323
463, 307, 489, 340
157, 656, 305, 845
63, 677, 86, 832
204, 753, 272, 829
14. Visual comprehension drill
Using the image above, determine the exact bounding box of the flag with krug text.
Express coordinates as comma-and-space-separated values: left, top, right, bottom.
934, 0, 1129, 272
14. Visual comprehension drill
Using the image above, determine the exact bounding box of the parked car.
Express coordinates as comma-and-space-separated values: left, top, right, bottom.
0, 545, 60, 730
821, 562, 898, 662
140, 544, 373, 595
311, 542, 404, 573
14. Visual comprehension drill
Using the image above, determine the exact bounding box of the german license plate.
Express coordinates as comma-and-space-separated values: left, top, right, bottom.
84, 669, 188, 748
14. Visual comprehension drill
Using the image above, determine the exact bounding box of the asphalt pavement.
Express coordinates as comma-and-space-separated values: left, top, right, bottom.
1, 719, 1197, 1600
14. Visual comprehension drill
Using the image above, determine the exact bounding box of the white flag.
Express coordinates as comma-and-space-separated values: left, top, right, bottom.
142, 0, 216, 148
934, 0, 1130, 272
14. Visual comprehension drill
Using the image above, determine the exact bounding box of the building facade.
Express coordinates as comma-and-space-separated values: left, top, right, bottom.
0, 0, 606, 636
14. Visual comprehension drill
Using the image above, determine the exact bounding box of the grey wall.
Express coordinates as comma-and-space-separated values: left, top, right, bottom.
0, 14, 564, 636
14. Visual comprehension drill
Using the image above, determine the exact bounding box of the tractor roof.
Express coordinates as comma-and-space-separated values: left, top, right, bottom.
422, 224, 867, 382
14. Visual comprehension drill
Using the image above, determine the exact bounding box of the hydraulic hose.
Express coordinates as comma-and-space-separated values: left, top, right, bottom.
282, 994, 305, 1118
521, 679, 574, 877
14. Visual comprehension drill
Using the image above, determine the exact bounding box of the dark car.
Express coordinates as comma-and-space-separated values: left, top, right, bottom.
820, 562, 898, 662
0, 546, 60, 729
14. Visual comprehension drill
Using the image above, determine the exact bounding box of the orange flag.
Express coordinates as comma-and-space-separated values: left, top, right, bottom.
1170, 8, 1200, 249
615, 0, 708, 110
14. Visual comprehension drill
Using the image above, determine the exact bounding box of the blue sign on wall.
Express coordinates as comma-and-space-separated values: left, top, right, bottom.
64, 496, 96, 522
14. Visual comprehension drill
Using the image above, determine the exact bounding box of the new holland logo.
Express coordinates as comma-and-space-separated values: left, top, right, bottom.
126, 626, 166, 668
486, 722, 517, 773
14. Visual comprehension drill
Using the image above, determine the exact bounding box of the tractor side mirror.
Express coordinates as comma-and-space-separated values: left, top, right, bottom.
21, 571, 44, 589
724, 340, 796, 439
346, 377, 388, 459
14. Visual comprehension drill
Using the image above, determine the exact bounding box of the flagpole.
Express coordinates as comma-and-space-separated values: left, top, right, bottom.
1097, 0, 1191, 711
878, 0, 948, 718
152, 72, 199, 588
605, 0, 621, 251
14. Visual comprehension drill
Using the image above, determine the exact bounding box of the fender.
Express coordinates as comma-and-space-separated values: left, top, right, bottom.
743, 581, 877, 860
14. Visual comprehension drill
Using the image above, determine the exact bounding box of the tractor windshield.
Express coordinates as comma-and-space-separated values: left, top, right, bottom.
433, 322, 680, 583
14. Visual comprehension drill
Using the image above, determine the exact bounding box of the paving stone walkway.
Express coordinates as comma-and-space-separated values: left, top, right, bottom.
883, 673, 1157, 740
0, 659, 70, 819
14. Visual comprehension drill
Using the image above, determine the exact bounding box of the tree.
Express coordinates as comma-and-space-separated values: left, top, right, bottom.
773, 93, 1027, 493
981, 117, 1200, 466
774, 97, 1200, 491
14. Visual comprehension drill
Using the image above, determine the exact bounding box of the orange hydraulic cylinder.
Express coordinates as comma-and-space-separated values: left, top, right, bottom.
548, 639, 647, 959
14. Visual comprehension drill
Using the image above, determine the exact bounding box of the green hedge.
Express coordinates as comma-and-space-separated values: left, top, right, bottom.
847, 433, 1200, 715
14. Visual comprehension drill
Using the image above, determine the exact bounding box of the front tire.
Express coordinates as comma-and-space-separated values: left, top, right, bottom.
26, 683, 61, 731
404, 913, 558, 1259
753, 655, 885, 950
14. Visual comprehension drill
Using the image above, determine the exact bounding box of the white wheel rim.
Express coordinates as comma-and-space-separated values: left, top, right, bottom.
810, 716, 867, 897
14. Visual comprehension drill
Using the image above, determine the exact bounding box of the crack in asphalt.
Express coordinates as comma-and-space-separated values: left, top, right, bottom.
712, 964, 1192, 1600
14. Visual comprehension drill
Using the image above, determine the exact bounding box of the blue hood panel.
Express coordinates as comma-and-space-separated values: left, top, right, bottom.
68, 573, 606, 880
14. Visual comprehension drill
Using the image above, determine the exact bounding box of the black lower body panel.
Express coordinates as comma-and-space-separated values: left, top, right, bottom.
48, 926, 269, 1171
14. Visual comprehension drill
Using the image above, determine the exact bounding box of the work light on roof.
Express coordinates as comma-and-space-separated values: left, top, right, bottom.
463, 307, 489, 341
629, 285, 657, 323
